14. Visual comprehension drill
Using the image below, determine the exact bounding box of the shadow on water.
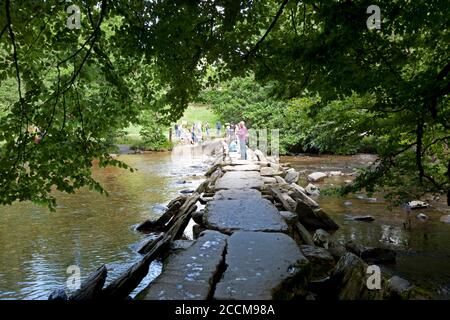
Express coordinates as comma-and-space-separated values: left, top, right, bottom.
283, 154, 450, 299
0, 152, 206, 300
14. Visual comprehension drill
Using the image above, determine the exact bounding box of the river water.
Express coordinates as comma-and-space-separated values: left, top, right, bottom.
0, 153, 449, 299
0, 152, 207, 300
284, 154, 450, 299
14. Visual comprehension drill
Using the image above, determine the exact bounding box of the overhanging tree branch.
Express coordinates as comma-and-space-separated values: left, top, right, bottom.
5, 0, 27, 169
243, 0, 289, 60
0, 24, 7, 40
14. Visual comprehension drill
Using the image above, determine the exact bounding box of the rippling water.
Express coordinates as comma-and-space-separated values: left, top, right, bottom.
284, 154, 450, 299
0, 152, 207, 300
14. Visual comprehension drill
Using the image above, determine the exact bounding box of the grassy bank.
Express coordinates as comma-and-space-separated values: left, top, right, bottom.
115, 103, 218, 150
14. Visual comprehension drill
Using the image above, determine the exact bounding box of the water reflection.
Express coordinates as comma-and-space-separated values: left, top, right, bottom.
284, 154, 450, 298
0, 152, 205, 300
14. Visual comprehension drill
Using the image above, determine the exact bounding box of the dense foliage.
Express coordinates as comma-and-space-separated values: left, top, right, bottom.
200, 74, 377, 155
201, 0, 449, 204
0, 0, 449, 208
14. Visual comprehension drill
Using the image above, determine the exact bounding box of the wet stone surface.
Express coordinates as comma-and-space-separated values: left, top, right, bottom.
140, 231, 228, 300
214, 171, 264, 190
203, 198, 289, 234
213, 189, 262, 200
222, 164, 261, 172
214, 231, 310, 300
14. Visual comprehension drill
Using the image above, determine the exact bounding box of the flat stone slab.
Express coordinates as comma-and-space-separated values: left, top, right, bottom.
230, 159, 254, 165
141, 231, 228, 300
214, 232, 310, 300
262, 177, 277, 184
213, 189, 262, 200
222, 164, 261, 171
203, 198, 288, 233
307, 172, 327, 182
214, 171, 263, 190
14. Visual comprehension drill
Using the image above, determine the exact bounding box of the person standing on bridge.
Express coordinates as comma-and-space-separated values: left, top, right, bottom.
216, 121, 222, 137
236, 121, 248, 160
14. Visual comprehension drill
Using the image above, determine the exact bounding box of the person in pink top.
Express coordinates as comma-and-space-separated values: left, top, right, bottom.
236, 121, 248, 160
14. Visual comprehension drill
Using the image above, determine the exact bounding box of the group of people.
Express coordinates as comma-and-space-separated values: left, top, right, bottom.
174, 121, 214, 144
174, 121, 224, 144
174, 120, 249, 160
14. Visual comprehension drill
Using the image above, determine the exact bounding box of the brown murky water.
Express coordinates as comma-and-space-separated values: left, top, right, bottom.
0, 152, 207, 300
284, 154, 450, 299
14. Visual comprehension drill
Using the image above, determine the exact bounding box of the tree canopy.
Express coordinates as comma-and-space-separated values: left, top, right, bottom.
0, 0, 449, 208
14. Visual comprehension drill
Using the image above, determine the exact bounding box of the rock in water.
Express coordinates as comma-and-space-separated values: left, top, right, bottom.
179, 189, 195, 194
290, 184, 319, 208
440, 215, 450, 224
313, 229, 346, 259
307, 172, 327, 182
262, 177, 277, 184
352, 215, 375, 222
387, 276, 414, 299
285, 169, 300, 184
328, 253, 385, 300
345, 240, 365, 256
300, 245, 335, 278
327, 242, 347, 260
279, 211, 297, 224
345, 241, 396, 264
305, 183, 320, 196
260, 166, 277, 176
313, 229, 331, 248
192, 210, 204, 224
416, 213, 428, 221
254, 149, 268, 163
274, 176, 287, 184
48, 288, 68, 300
153, 204, 168, 214
295, 203, 339, 231
408, 200, 430, 209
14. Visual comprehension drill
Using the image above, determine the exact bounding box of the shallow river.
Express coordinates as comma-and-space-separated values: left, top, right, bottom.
0, 153, 449, 299
284, 154, 450, 299
0, 152, 207, 300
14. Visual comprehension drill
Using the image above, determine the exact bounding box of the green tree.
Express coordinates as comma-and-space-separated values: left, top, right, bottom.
1, 0, 448, 208
216, 0, 450, 204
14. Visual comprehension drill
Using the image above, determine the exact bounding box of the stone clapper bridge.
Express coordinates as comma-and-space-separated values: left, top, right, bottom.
51, 140, 418, 301
138, 143, 314, 300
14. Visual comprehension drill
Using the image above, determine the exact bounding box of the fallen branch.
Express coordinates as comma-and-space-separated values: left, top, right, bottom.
70, 265, 107, 300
